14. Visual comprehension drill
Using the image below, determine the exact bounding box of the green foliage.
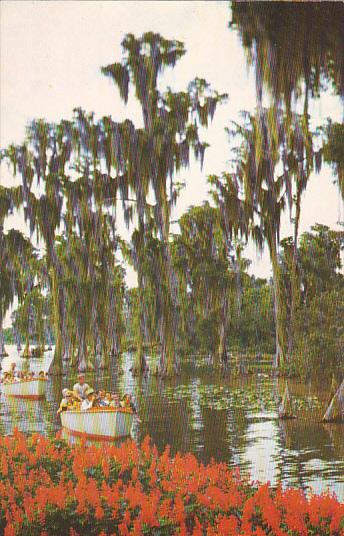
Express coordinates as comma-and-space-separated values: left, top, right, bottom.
281, 224, 344, 376
2, 327, 14, 344
322, 121, 344, 199
228, 276, 274, 354
231, 2, 344, 105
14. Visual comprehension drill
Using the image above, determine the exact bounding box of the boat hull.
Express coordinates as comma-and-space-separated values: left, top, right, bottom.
61, 408, 134, 440
2, 378, 47, 399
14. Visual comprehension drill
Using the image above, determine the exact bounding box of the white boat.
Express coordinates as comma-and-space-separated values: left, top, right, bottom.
60, 407, 134, 440
2, 378, 48, 399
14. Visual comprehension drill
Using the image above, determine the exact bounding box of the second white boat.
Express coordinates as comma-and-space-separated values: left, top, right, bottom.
2, 378, 47, 399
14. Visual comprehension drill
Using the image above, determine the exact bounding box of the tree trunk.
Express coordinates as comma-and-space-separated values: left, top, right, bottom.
287, 189, 302, 359
269, 237, 287, 369
86, 348, 96, 372
132, 270, 147, 374
76, 325, 88, 372
216, 293, 230, 371
323, 378, 344, 422
0, 327, 7, 357
133, 338, 146, 375
278, 383, 296, 419
70, 346, 78, 369
50, 269, 67, 374
48, 347, 64, 375
159, 335, 175, 378
107, 283, 120, 362
15, 330, 22, 352
23, 336, 31, 358
156, 210, 180, 377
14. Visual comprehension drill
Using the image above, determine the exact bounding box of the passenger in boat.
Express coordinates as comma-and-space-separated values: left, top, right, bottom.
105, 392, 112, 405
38, 370, 45, 379
95, 389, 109, 407
109, 393, 121, 408
57, 389, 73, 415
81, 388, 96, 411
73, 374, 91, 401
10, 363, 18, 377
122, 394, 137, 413
6, 371, 15, 383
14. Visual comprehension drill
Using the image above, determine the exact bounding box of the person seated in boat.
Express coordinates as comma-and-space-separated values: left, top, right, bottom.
10, 362, 18, 375
81, 388, 96, 411
38, 370, 45, 379
121, 394, 137, 413
109, 393, 121, 408
105, 392, 112, 405
6, 371, 15, 383
93, 389, 108, 407
26, 371, 35, 380
1, 371, 11, 383
57, 389, 72, 415
16, 371, 24, 380
73, 374, 91, 401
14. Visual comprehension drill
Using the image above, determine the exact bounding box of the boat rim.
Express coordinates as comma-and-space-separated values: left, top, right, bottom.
63, 407, 134, 415
2, 378, 48, 385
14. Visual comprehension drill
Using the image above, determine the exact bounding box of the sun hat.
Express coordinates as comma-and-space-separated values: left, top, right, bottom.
85, 387, 94, 396
62, 388, 69, 396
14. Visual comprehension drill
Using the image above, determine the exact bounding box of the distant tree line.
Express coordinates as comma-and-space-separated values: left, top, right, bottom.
1, 3, 343, 377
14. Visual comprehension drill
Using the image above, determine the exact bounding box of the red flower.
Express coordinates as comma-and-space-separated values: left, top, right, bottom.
1, 453, 8, 476
0, 432, 343, 536
4, 524, 16, 536
216, 514, 239, 535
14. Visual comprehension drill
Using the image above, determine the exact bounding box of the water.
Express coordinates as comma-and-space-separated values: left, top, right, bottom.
1, 346, 343, 500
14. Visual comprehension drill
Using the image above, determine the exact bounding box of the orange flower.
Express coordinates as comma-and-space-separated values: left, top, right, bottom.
192, 516, 203, 536
1, 453, 8, 476
0, 432, 343, 536
216, 514, 239, 535
4, 524, 16, 536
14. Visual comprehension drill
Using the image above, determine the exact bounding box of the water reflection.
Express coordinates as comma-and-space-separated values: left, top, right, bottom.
1, 346, 343, 500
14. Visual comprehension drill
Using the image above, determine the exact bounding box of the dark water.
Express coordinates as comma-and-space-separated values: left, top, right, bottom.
1, 346, 343, 500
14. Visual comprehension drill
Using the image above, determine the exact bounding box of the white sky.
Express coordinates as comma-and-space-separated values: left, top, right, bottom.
1, 0, 343, 298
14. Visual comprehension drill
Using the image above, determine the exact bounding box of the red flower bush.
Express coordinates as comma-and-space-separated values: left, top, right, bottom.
0, 429, 343, 535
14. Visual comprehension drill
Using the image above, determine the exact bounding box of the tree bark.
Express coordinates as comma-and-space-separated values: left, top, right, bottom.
132, 269, 147, 374
278, 383, 296, 419
269, 237, 287, 369
323, 378, 344, 422
287, 188, 302, 360
216, 293, 230, 370
156, 208, 180, 377
0, 327, 7, 357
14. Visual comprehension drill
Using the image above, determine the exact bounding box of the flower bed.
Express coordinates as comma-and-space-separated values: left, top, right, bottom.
0, 430, 343, 535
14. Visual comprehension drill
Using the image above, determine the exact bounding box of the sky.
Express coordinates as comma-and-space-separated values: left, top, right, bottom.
1, 1, 343, 298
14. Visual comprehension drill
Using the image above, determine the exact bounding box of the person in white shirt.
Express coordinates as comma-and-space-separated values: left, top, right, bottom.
73, 374, 90, 401
81, 388, 95, 411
